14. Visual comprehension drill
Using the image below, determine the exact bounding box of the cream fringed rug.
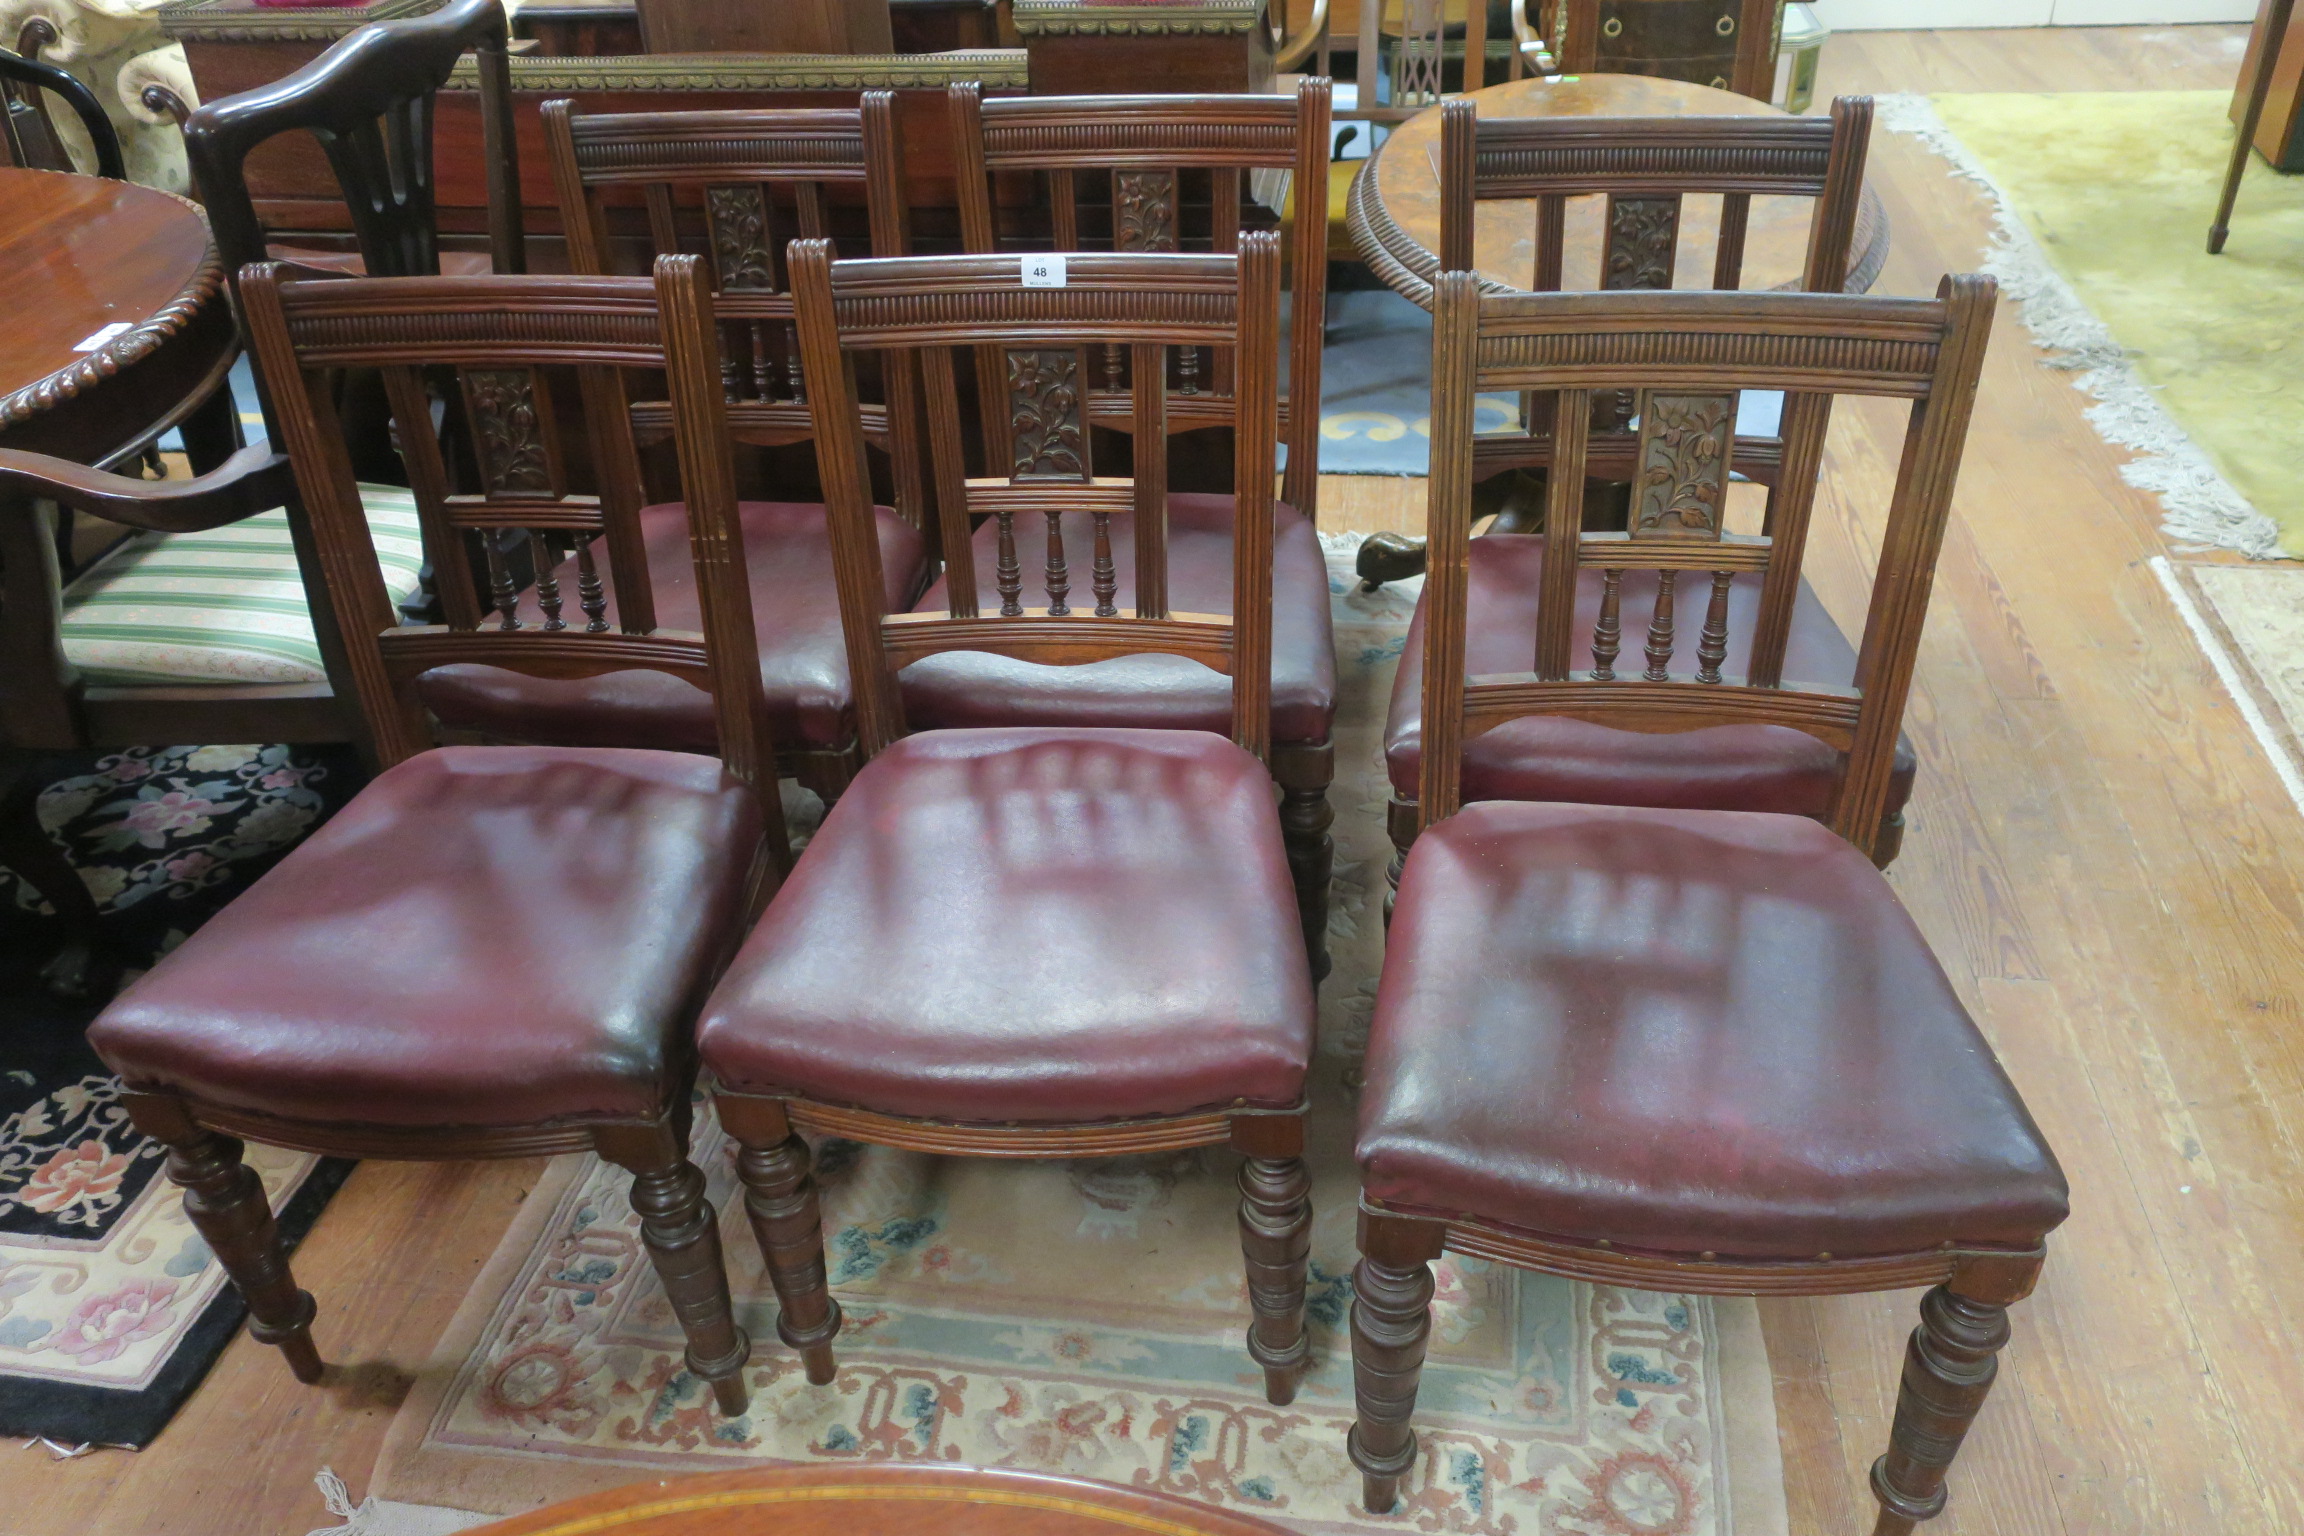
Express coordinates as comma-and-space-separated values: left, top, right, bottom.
361, 545, 1787, 1536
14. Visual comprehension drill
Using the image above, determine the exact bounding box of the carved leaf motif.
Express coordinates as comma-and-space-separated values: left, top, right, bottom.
1604, 196, 1679, 290
1115, 170, 1179, 253
463, 368, 555, 497
1632, 392, 1735, 538
705, 184, 775, 292
1006, 348, 1090, 484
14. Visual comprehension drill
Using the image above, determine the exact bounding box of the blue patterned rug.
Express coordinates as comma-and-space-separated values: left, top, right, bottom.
0, 743, 360, 1448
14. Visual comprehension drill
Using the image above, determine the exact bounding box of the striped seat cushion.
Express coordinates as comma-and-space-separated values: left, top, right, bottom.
59, 484, 428, 687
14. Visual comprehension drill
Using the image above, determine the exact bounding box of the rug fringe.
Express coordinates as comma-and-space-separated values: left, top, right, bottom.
1878, 93, 2286, 561
306, 1468, 489, 1536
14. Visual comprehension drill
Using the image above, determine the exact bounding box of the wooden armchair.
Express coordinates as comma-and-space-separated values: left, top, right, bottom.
182, 0, 524, 290
696, 237, 1316, 1404
1347, 273, 2068, 1533
943, 80, 1340, 972
1, 45, 127, 178
86, 255, 780, 1417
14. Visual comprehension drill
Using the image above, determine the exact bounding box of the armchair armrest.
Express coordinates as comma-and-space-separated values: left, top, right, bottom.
1511, 0, 1555, 73
1274, 0, 1329, 74
0, 444, 295, 534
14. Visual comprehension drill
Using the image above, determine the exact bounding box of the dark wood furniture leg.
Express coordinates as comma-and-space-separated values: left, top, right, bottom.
1346, 1210, 1446, 1514
0, 754, 113, 998
1868, 1282, 2020, 1536
1273, 740, 1334, 981
176, 374, 248, 475
1232, 1113, 1313, 1406
2212, 0, 2296, 253
595, 1118, 753, 1417
124, 1093, 322, 1382
721, 1096, 841, 1386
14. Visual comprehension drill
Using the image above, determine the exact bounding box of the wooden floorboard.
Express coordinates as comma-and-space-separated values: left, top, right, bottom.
10, 24, 2297, 1535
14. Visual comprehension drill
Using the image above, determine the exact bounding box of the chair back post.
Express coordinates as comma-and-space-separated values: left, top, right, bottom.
948, 80, 1331, 518
791, 239, 1286, 766
1439, 97, 1477, 275
0, 49, 126, 179
1802, 94, 1873, 293
543, 92, 924, 530
1417, 275, 1998, 852
239, 260, 789, 838
1833, 270, 1994, 845
789, 238, 906, 757
185, 0, 525, 292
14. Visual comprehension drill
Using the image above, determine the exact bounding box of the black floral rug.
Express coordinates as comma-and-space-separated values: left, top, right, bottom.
0, 743, 362, 1448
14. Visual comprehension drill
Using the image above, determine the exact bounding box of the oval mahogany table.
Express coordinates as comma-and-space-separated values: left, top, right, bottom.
0, 166, 240, 470
1346, 72, 1892, 308
462, 1466, 1299, 1536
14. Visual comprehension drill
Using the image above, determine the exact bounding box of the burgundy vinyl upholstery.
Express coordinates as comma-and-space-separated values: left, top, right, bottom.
699, 727, 1316, 1124
901, 495, 1336, 746
88, 746, 761, 1129
1358, 802, 2068, 1260
1385, 534, 1917, 814
418, 500, 927, 754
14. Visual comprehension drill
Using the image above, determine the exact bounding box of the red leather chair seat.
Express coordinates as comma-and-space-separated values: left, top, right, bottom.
699, 727, 1317, 1124
88, 746, 761, 1129
418, 500, 927, 754
901, 494, 1336, 746
1385, 534, 1918, 815
266, 245, 495, 278
1358, 802, 2068, 1260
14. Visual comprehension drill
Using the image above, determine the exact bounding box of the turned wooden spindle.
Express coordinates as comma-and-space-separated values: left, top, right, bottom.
1643, 568, 1678, 680
484, 533, 520, 630
530, 532, 566, 630
611, 1152, 752, 1417
575, 540, 609, 632
1044, 508, 1070, 615
1592, 568, 1623, 679
1697, 569, 1733, 683
996, 507, 1023, 616
785, 323, 806, 404
749, 321, 773, 399
1092, 507, 1118, 616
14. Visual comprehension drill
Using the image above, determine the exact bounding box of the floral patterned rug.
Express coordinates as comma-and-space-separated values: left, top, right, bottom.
369, 550, 1787, 1536
0, 743, 360, 1448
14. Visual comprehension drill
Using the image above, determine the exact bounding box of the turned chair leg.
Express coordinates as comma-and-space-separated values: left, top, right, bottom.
720, 1096, 841, 1386
124, 1094, 321, 1383
1347, 1210, 1446, 1514
595, 1121, 751, 1418
1868, 1282, 2018, 1536
1232, 1115, 1312, 1406
1383, 794, 1418, 929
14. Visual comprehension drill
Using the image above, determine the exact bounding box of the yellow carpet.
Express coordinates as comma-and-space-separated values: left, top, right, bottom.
1924, 91, 2304, 557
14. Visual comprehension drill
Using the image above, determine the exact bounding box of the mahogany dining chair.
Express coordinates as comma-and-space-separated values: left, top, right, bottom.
692, 235, 1318, 1406
85, 255, 778, 1418
1346, 272, 2068, 1533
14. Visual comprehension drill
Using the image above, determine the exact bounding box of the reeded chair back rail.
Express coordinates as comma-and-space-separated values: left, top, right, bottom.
1418, 272, 1997, 852
792, 235, 1284, 765
544, 93, 928, 531
242, 261, 787, 831
1439, 93, 1873, 485
949, 81, 1329, 518
186, 0, 525, 289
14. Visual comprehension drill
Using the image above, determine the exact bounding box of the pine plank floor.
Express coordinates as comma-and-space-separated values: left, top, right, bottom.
11, 25, 2294, 1535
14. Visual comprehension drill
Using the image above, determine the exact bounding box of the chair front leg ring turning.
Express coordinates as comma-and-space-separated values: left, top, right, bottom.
724, 1100, 842, 1386
1237, 1151, 1313, 1405
1868, 1281, 2018, 1536
1347, 1212, 1445, 1513
126, 1096, 322, 1383
596, 1125, 753, 1417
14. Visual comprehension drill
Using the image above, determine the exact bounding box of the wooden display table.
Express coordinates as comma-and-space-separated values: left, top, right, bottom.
0, 168, 238, 471
464, 1466, 1299, 1536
